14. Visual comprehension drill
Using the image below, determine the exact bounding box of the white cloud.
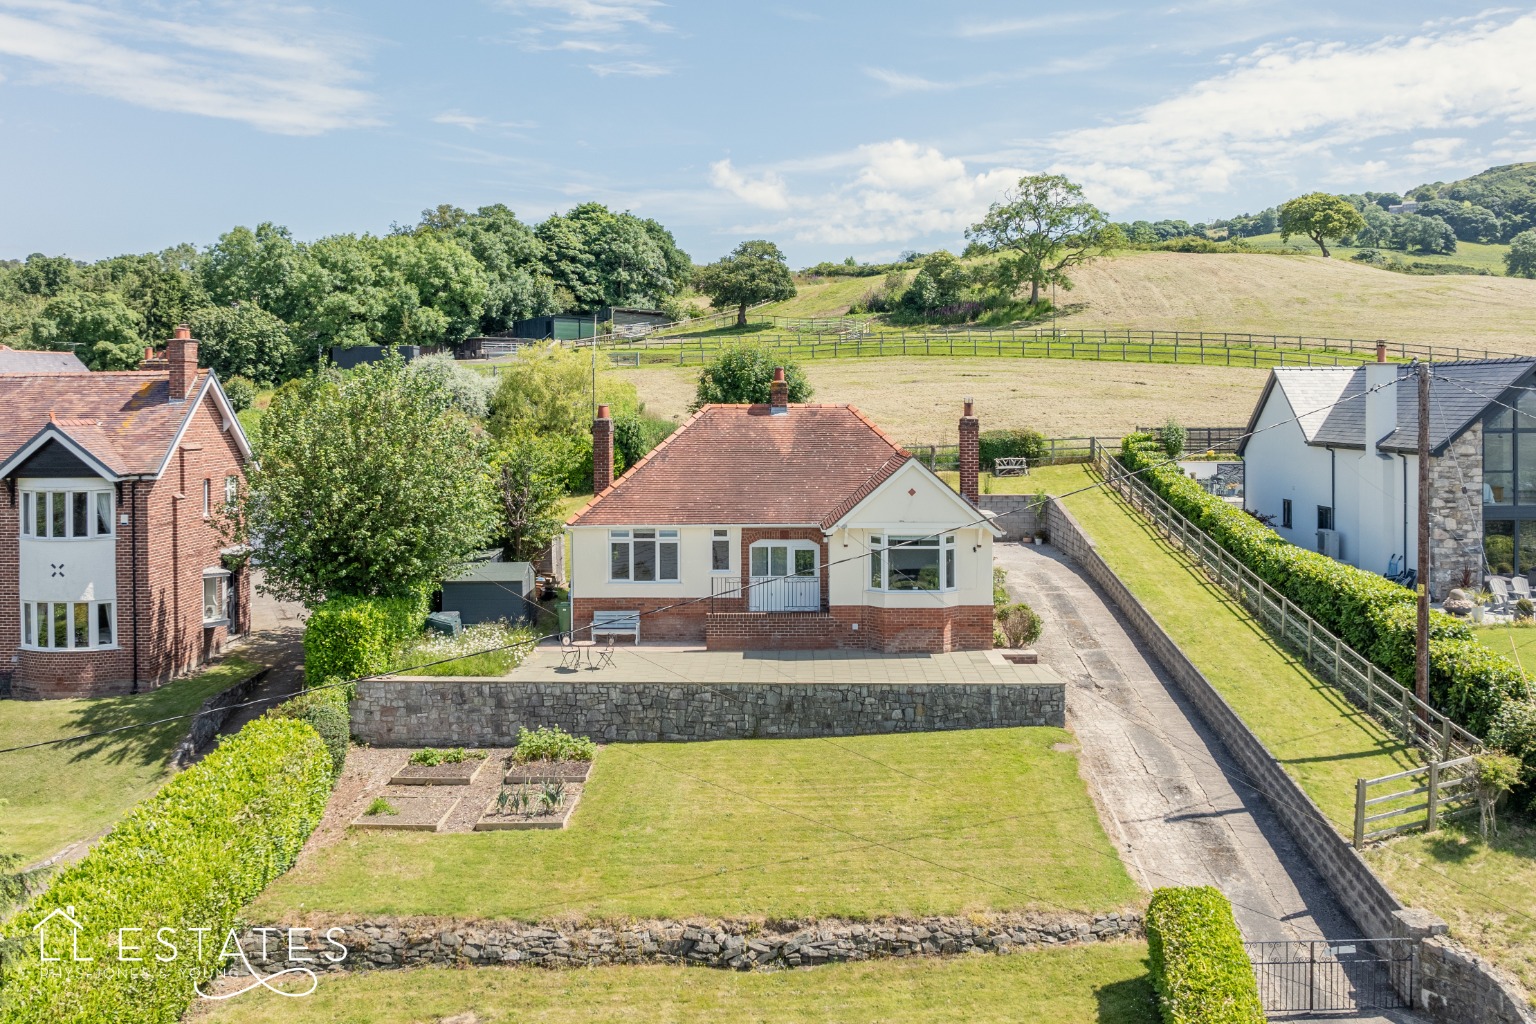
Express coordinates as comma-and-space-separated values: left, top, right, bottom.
503, 0, 669, 34
588, 60, 671, 77
863, 67, 951, 93
1046, 11, 1536, 209
709, 159, 790, 211
433, 110, 537, 133
501, 0, 673, 74
954, 11, 1112, 38
0, 0, 376, 135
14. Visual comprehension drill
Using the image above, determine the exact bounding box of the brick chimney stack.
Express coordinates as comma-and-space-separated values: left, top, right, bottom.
769, 366, 788, 414
959, 397, 980, 504
593, 403, 614, 494
167, 323, 197, 401
1376, 340, 1387, 363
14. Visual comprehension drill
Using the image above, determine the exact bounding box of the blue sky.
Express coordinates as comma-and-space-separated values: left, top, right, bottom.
2, 1, 1535, 266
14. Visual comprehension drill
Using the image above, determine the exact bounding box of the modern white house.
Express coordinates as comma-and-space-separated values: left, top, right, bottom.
1238, 355, 1536, 598
565, 374, 1000, 651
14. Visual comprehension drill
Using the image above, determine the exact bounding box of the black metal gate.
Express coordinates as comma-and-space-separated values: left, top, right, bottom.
1244, 939, 1413, 1013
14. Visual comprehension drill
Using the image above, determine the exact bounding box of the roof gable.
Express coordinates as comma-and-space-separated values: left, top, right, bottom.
568, 403, 914, 527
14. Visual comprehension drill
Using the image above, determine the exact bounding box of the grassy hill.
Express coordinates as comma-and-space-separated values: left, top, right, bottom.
758, 251, 1536, 351
1236, 232, 1511, 274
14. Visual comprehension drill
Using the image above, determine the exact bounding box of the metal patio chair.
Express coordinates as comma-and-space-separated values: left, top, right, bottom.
559, 632, 583, 670
594, 635, 616, 670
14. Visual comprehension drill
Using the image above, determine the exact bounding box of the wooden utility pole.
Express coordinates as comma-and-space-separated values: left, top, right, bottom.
1416, 359, 1431, 725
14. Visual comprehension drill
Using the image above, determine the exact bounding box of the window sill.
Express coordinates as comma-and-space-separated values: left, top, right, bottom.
20, 645, 120, 653
605, 580, 682, 586
203, 618, 230, 629
18, 535, 115, 542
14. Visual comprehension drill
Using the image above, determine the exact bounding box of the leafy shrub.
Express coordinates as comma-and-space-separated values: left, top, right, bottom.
513, 725, 597, 763
365, 796, 398, 816
1161, 419, 1187, 459
0, 717, 331, 1024
222, 374, 258, 412
693, 345, 813, 408
993, 566, 1009, 609
996, 602, 1043, 648
1119, 434, 1534, 770
268, 683, 350, 778
1145, 886, 1265, 1024
303, 591, 430, 682
979, 428, 1047, 470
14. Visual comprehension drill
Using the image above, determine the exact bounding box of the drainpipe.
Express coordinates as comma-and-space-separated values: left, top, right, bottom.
1329, 448, 1336, 521
130, 479, 140, 694
1400, 454, 1410, 566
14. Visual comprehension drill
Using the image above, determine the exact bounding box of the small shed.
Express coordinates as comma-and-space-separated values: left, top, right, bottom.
329, 345, 422, 369
598, 307, 669, 329
441, 561, 538, 625
509, 316, 597, 341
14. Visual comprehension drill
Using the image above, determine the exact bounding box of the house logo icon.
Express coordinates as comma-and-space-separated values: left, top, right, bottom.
34, 905, 92, 963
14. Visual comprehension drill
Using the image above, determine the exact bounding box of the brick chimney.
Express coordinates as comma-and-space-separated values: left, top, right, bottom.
769, 366, 788, 414
167, 323, 197, 401
593, 404, 614, 494
959, 398, 980, 504
1376, 340, 1387, 363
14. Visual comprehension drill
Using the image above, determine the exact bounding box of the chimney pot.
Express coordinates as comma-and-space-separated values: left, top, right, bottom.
593, 406, 615, 493
174, 323, 192, 341
959, 399, 980, 505
769, 366, 789, 414
1376, 340, 1387, 363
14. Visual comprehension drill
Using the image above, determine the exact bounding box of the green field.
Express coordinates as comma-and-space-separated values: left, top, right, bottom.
1471, 623, 1536, 670
251, 728, 1141, 922
188, 942, 1157, 1024
1237, 232, 1513, 275
1035, 465, 1419, 825
0, 655, 262, 864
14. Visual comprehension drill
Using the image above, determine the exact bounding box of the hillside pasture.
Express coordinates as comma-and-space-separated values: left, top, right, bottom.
617, 357, 1267, 443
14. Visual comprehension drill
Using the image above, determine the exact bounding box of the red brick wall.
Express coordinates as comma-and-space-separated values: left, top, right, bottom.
959, 406, 980, 504
705, 612, 842, 650
5, 391, 250, 699
571, 596, 708, 644
704, 603, 992, 653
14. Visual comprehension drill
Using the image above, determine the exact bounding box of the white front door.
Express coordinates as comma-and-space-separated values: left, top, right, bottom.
749, 543, 819, 611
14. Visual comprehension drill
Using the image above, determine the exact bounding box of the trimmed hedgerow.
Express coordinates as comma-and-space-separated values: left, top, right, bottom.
302, 591, 429, 683
0, 716, 331, 1024
1119, 434, 1533, 742
268, 681, 351, 778
979, 428, 1047, 470
1145, 886, 1265, 1024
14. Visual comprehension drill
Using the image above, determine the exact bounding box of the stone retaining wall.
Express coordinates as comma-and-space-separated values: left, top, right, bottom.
351, 679, 1065, 747
171, 667, 268, 768
1043, 498, 1535, 1024
977, 496, 1042, 542
239, 912, 1141, 974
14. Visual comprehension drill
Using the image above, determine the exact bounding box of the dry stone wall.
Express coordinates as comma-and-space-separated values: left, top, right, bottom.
239, 912, 1141, 974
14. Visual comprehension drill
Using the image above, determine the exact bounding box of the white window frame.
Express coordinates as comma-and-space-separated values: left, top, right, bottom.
867, 533, 957, 593
20, 600, 117, 650
225, 475, 239, 506
608, 528, 681, 583
710, 528, 732, 573
18, 486, 114, 540
203, 569, 231, 626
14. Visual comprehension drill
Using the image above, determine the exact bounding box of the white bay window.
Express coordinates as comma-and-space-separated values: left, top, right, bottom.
22, 601, 116, 649
20, 487, 114, 539
868, 534, 957, 592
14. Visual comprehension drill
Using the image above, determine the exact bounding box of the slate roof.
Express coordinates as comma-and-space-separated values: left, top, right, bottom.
0, 346, 88, 374
567, 404, 916, 528
1239, 359, 1536, 457
0, 369, 219, 478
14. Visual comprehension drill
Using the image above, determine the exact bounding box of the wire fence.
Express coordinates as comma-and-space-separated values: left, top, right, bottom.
1089, 440, 1484, 765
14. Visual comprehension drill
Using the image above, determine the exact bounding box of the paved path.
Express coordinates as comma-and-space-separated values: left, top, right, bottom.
996, 542, 1423, 1023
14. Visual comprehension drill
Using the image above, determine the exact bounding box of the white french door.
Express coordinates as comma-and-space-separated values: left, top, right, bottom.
748, 543, 820, 612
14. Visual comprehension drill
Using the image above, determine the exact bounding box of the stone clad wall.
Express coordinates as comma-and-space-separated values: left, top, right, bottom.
1429, 423, 1485, 599
1043, 497, 1535, 1024
351, 679, 1065, 747
238, 912, 1141, 975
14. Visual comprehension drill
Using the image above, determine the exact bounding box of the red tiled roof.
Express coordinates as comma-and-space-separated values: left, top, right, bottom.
0, 369, 213, 477
568, 403, 913, 528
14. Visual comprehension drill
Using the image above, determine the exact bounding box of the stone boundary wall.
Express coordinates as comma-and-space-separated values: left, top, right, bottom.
1042, 499, 1535, 1024
977, 496, 1042, 542
171, 667, 268, 769
238, 911, 1141, 974
351, 679, 1065, 747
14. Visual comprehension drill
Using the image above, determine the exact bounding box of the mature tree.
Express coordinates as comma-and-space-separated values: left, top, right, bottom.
405, 351, 496, 419
15, 253, 77, 297
1396, 214, 1458, 255
241, 357, 498, 603
1351, 205, 1400, 249
534, 213, 603, 311
487, 341, 616, 439
639, 217, 693, 293
965, 174, 1113, 304
377, 232, 490, 346
187, 303, 296, 385
901, 250, 968, 311
1416, 199, 1501, 243
694, 240, 797, 325
694, 344, 812, 408
30, 292, 144, 370
1278, 193, 1366, 257
198, 223, 311, 322
413, 203, 554, 332
495, 434, 570, 562
1506, 229, 1536, 278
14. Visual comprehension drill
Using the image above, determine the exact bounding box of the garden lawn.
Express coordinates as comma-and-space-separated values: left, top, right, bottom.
1039, 464, 1419, 826
187, 941, 1156, 1024
1471, 624, 1536, 671
1367, 821, 1536, 996
252, 728, 1140, 921
0, 655, 262, 864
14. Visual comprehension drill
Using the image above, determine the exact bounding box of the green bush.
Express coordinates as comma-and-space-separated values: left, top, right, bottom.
303, 591, 429, 682
512, 725, 597, 763
1119, 434, 1533, 766
221, 374, 258, 412
269, 683, 350, 778
0, 717, 331, 1024
996, 602, 1043, 648
978, 428, 1047, 469
1145, 886, 1265, 1024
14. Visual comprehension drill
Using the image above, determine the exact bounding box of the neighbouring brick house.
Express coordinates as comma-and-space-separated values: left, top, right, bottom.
566, 370, 1000, 652
1240, 349, 1536, 599
0, 327, 253, 699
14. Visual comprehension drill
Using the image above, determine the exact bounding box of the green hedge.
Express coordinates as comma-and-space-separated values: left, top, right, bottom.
0, 717, 331, 1024
1145, 886, 1265, 1024
1119, 434, 1533, 742
269, 680, 351, 778
303, 591, 429, 682
979, 428, 1047, 469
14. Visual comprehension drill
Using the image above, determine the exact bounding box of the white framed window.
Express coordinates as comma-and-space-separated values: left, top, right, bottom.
609, 528, 680, 582
203, 570, 230, 624
19, 487, 114, 539
22, 600, 116, 649
225, 475, 239, 506
868, 534, 957, 592
202, 479, 212, 518
711, 529, 731, 572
